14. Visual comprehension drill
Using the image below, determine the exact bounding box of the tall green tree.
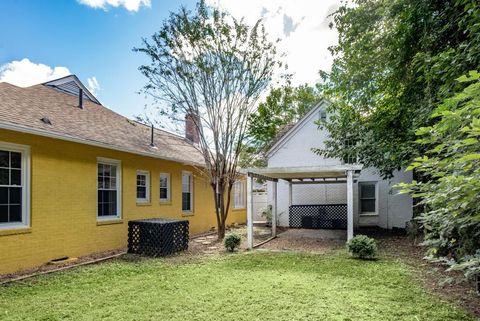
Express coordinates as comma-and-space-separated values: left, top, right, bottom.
242, 84, 321, 167
317, 0, 480, 178
134, 1, 280, 239
398, 71, 480, 278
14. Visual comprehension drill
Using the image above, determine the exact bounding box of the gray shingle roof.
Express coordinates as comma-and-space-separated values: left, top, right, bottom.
0, 81, 204, 165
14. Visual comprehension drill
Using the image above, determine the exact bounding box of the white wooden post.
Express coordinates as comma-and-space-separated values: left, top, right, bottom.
272, 181, 277, 237
288, 181, 292, 207
347, 170, 354, 240
247, 175, 254, 249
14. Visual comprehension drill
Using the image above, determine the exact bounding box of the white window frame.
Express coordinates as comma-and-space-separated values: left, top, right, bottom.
319, 109, 327, 121
233, 181, 245, 209
0, 141, 30, 230
159, 173, 171, 202
97, 157, 122, 221
181, 171, 193, 213
358, 182, 377, 216
136, 170, 150, 203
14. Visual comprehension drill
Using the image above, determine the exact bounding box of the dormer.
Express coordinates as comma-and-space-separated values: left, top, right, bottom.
43, 75, 101, 107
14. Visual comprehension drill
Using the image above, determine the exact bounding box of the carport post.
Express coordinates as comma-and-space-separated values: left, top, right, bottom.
347, 170, 354, 240
247, 174, 254, 249
272, 181, 277, 237
288, 181, 292, 207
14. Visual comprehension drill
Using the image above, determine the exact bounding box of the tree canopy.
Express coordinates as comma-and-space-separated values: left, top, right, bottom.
398, 71, 480, 278
242, 84, 321, 167
134, 1, 280, 238
317, 0, 480, 178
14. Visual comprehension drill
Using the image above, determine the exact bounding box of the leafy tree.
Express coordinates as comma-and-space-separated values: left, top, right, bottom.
134, 1, 280, 239
398, 71, 480, 278
243, 84, 321, 166
316, 0, 480, 178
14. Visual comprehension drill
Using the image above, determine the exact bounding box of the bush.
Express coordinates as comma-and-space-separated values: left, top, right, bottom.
224, 233, 241, 252
346, 235, 377, 259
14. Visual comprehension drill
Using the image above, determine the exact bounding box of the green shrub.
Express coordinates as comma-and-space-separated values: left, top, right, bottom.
224, 233, 241, 252
346, 235, 378, 259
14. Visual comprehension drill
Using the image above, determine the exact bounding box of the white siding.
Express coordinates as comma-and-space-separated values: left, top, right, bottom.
267, 102, 413, 229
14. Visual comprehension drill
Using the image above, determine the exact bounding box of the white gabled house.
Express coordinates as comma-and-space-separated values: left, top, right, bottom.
246, 100, 413, 248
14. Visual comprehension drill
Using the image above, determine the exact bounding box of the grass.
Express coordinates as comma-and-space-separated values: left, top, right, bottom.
0, 251, 475, 321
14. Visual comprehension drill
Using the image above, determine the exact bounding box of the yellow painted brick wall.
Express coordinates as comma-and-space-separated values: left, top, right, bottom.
0, 129, 246, 274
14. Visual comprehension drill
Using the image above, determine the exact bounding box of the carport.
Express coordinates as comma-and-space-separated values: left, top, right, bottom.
246, 165, 362, 249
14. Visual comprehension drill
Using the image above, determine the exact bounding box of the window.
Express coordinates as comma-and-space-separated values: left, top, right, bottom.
182, 172, 193, 212
343, 139, 357, 164
0, 142, 30, 229
97, 158, 121, 219
359, 183, 376, 214
136, 170, 150, 203
159, 173, 170, 202
233, 181, 245, 209
319, 110, 327, 121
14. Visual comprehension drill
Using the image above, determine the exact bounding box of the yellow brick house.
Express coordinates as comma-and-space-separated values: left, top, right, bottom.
0, 75, 246, 274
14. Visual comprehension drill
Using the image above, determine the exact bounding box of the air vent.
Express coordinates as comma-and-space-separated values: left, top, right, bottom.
40, 117, 52, 125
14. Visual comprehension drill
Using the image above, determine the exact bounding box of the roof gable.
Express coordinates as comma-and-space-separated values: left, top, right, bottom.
266, 99, 329, 158
43, 75, 101, 105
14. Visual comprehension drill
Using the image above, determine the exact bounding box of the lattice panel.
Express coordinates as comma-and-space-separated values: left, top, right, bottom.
128, 218, 189, 256
289, 204, 347, 229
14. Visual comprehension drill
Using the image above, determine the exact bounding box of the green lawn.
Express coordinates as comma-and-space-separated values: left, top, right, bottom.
0, 251, 474, 321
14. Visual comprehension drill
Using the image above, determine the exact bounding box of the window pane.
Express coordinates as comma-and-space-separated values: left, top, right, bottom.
98, 163, 104, 175
361, 184, 375, 198
160, 188, 168, 199
97, 203, 103, 217
0, 151, 9, 167
361, 199, 376, 213
11, 169, 21, 185
160, 176, 167, 188
110, 165, 116, 178
182, 174, 191, 193
0, 187, 7, 204
9, 187, 21, 204
0, 205, 7, 222
98, 176, 104, 189
182, 193, 191, 211
98, 190, 103, 203
102, 203, 110, 217
103, 190, 111, 203
110, 177, 116, 189
9, 205, 21, 222
104, 165, 111, 176
10, 152, 21, 169
103, 177, 110, 190
0, 168, 8, 185
137, 186, 146, 199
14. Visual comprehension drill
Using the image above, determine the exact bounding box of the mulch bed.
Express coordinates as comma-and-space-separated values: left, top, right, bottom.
0, 248, 126, 285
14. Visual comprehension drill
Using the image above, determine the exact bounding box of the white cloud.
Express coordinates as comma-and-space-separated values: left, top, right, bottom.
0, 58, 70, 87
78, 0, 151, 12
87, 76, 101, 95
206, 0, 341, 86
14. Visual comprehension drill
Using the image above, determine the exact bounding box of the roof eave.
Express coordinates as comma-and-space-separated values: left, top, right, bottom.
0, 121, 203, 167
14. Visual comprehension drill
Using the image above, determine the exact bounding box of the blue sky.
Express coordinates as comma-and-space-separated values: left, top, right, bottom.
0, 0, 339, 122
0, 0, 195, 118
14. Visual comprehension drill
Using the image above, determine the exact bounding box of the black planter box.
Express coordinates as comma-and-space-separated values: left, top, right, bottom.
128, 218, 189, 256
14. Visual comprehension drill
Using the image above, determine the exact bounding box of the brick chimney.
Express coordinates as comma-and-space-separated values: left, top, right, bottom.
185, 112, 200, 144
